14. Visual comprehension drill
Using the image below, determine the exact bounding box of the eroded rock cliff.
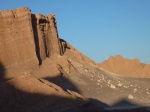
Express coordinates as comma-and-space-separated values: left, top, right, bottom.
0, 7, 67, 80
0, 7, 39, 79
32, 13, 64, 63
0, 7, 105, 112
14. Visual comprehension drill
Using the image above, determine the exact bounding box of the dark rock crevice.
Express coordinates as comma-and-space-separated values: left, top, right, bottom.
31, 14, 42, 65
31, 13, 67, 65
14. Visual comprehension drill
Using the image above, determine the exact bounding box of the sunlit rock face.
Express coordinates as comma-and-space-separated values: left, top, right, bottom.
0, 7, 38, 78
99, 55, 150, 78
0, 7, 64, 79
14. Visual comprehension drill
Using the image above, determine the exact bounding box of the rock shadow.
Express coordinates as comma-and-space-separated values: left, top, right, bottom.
0, 81, 97, 111
60, 38, 70, 54
31, 14, 42, 65
0, 63, 149, 111
0, 62, 7, 82
0, 63, 104, 111
90, 98, 150, 112
43, 75, 80, 94
107, 99, 150, 112
90, 98, 110, 108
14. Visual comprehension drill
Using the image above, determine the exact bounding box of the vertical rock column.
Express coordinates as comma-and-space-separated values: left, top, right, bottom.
32, 13, 63, 64
47, 14, 63, 56
32, 14, 47, 63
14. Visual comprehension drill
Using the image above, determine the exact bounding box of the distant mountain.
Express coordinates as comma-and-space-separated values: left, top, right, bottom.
99, 55, 150, 78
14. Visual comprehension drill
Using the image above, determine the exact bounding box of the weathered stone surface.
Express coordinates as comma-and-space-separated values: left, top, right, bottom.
0, 7, 64, 79
0, 7, 38, 79
99, 55, 150, 78
32, 13, 63, 64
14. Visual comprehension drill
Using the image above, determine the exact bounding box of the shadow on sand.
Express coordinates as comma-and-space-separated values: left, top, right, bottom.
43, 76, 80, 94
0, 62, 149, 112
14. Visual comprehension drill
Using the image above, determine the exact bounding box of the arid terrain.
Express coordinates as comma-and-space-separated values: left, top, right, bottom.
99, 55, 150, 78
0, 7, 150, 112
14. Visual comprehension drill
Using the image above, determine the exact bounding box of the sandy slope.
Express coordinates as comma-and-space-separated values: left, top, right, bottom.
56, 57, 150, 110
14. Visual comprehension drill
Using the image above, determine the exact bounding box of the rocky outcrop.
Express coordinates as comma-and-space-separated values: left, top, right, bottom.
99, 55, 150, 78
0, 7, 103, 111
0, 7, 97, 81
32, 13, 63, 64
0, 7, 65, 79
0, 7, 39, 79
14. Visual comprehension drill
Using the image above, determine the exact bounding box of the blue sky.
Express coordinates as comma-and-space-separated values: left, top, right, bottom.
1, 0, 150, 64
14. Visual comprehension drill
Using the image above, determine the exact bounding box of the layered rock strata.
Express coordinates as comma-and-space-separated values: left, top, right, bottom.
0, 7, 38, 78
0, 7, 65, 79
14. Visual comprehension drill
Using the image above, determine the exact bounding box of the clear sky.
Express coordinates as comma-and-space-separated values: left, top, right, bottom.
0, 0, 150, 64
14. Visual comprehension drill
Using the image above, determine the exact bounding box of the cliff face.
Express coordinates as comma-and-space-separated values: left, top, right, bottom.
0, 7, 65, 79
99, 55, 150, 78
32, 13, 63, 63
0, 7, 104, 111
0, 8, 38, 78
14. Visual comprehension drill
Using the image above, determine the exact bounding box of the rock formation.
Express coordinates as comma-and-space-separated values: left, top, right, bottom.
99, 55, 150, 78
0, 7, 67, 80
0, 7, 150, 111
0, 7, 103, 111
32, 13, 63, 62
0, 7, 39, 79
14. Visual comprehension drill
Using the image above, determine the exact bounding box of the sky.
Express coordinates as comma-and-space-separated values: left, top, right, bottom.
0, 0, 150, 64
